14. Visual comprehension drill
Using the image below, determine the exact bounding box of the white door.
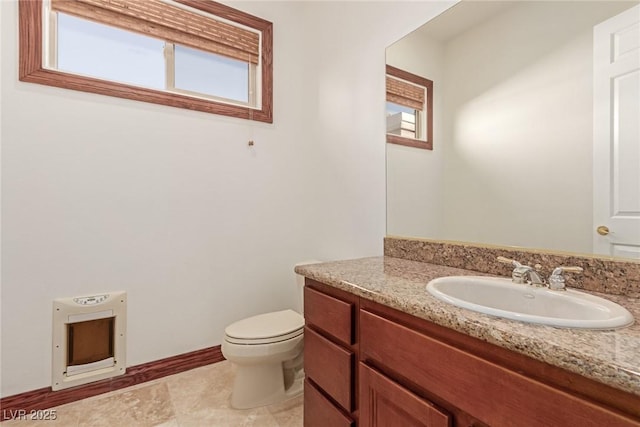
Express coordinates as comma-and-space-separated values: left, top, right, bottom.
593, 5, 640, 259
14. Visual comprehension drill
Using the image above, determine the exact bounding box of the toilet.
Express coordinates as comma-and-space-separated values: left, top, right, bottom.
221, 262, 317, 409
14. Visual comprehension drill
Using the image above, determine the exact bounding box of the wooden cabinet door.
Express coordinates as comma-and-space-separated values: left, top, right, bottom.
304, 379, 353, 427
360, 363, 451, 427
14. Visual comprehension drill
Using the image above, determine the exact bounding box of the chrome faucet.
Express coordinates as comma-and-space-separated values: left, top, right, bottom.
497, 257, 584, 290
512, 265, 546, 286
497, 256, 546, 286
548, 266, 584, 291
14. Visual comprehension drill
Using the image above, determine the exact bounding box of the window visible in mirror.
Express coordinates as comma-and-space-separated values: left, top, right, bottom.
386, 102, 418, 139
386, 65, 433, 150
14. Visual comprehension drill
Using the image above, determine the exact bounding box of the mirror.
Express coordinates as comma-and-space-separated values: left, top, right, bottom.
386, 0, 640, 259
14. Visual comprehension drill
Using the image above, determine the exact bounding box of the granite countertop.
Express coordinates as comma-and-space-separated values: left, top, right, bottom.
295, 256, 640, 397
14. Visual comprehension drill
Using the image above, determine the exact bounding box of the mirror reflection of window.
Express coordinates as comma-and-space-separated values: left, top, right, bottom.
385, 65, 433, 150
386, 102, 418, 139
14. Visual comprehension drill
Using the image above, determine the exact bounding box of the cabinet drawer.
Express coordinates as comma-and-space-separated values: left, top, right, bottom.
360, 309, 639, 427
360, 363, 450, 427
305, 286, 354, 345
304, 379, 353, 427
304, 326, 353, 411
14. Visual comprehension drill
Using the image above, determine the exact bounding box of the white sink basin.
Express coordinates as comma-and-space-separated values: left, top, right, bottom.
426, 276, 634, 329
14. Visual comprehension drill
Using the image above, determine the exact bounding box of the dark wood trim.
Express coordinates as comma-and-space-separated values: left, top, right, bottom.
256, 22, 274, 123
386, 134, 433, 150
0, 345, 224, 420
18, 0, 273, 123
385, 65, 434, 150
18, 0, 42, 81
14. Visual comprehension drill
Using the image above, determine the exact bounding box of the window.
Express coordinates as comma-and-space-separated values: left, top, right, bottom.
19, 0, 273, 123
386, 65, 433, 150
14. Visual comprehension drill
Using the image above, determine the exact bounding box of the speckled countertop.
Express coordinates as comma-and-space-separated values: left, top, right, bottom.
295, 256, 640, 397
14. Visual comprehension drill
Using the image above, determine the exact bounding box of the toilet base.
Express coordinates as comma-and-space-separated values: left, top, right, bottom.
230, 362, 304, 409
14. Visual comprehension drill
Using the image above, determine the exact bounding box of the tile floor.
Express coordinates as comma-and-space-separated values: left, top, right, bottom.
1, 361, 303, 427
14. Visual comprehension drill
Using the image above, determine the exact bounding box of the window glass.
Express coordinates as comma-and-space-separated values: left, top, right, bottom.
386, 102, 417, 139
57, 13, 165, 90
174, 45, 249, 103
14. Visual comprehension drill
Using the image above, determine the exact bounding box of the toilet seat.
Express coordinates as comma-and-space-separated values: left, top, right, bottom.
225, 309, 304, 345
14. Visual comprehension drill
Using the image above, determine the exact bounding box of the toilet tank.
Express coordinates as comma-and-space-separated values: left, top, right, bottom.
294, 260, 322, 315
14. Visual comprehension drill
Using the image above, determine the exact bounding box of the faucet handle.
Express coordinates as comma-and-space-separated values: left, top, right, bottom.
548, 266, 584, 291
497, 256, 522, 267
552, 266, 584, 274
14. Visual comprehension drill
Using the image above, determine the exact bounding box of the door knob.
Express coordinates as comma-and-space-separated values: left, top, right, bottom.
597, 225, 610, 236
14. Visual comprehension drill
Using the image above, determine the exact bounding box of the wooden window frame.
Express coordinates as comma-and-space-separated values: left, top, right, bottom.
386, 65, 433, 150
19, 0, 273, 123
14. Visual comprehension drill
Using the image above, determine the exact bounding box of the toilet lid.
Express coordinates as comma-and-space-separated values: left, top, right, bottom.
225, 309, 304, 342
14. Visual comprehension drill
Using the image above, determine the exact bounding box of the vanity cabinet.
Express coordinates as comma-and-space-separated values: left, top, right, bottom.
359, 300, 640, 427
304, 279, 640, 427
304, 279, 359, 427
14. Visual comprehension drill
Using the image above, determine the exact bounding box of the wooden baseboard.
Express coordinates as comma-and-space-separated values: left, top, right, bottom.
0, 345, 224, 420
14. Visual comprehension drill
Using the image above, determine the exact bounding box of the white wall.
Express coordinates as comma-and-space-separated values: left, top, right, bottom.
0, 1, 453, 397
